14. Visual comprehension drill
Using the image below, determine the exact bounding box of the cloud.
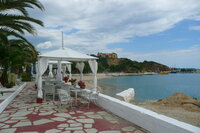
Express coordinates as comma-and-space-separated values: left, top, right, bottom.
30, 0, 200, 48
189, 26, 200, 30
27, 0, 200, 68
37, 41, 53, 49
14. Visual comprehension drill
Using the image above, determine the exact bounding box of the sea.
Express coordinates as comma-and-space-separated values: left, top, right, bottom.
98, 73, 200, 103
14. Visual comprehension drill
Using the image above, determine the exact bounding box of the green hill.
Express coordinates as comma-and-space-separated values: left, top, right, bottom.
97, 56, 171, 73
71, 54, 171, 73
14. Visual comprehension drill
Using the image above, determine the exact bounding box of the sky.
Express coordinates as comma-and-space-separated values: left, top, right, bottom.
26, 0, 200, 68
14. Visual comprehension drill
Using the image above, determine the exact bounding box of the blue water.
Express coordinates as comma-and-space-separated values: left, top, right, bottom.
98, 73, 200, 103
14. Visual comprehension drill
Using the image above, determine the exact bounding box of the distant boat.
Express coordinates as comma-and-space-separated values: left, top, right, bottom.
143, 72, 158, 75
170, 70, 177, 73
160, 71, 169, 75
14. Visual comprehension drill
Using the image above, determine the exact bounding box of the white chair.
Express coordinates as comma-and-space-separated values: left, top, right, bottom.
81, 91, 99, 108
58, 89, 73, 108
89, 91, 99, 104
43, 85, 55, 101
43, 81, 54, 86
54, 82, 64, 96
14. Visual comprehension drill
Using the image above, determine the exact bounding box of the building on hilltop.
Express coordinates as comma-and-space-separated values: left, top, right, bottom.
97, 52, 118, 58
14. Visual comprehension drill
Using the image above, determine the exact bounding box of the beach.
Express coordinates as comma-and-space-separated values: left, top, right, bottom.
137, 95, 200, 127
74, 72, 143, 87
76, 73, 200, 127
73, 73, 130, 90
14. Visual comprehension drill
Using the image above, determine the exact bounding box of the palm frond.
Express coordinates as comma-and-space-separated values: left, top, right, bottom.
25, 0, 44, 11
0, 14, 44, 27
0, 14, 43, 35
0, 28, 32, 45
0, 0, 44, 16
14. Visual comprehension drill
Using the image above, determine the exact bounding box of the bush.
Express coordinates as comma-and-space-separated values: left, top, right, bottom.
21, 73, 31, 81
8, 73, 17, 85
5, 82, 15, 88
193, 97, 198, 100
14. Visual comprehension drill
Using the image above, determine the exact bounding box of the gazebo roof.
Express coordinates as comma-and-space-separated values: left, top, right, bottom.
48, 60, 71, 64
39, 48, 97, 61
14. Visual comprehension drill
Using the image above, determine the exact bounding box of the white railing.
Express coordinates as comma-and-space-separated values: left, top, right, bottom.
97, 93, 200, 133
0, 83, 26, 114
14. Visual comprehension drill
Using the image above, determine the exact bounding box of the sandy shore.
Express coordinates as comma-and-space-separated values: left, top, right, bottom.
73, 73, 200, 127
138, 100, 200, 127
73, 73, 124, 90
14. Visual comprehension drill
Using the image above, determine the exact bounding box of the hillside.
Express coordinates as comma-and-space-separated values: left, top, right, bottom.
98, 56, 170, 73
94, 53, 171, 73
71, 53, 171, 73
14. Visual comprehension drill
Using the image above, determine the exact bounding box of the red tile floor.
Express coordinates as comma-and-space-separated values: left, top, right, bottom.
0, 83, 149, 133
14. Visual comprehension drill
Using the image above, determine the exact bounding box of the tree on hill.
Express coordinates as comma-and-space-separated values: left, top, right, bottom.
69, 54, 171, 74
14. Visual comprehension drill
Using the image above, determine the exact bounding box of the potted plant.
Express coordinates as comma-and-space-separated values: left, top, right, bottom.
37, 97, 43, 103
63, 76, 69, 83
78, 80, 86, 89
69, 78, 77, 85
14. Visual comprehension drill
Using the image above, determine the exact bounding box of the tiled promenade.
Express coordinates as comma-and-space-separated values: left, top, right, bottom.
0, 83, 148, 133
0, 90, 15, 103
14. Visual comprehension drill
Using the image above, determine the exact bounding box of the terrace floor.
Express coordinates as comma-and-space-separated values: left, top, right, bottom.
0, 88, 16, 103
0, 83, 148, 133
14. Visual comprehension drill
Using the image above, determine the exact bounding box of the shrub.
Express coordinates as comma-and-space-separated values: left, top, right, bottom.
193, 97, 198, 100
8, 73, 17, 85
21, 73, 31, 81
5, 82, 15, 88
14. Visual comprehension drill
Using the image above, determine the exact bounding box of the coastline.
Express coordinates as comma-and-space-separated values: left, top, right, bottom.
74, 73, 200, 127
73, 72, 137, 91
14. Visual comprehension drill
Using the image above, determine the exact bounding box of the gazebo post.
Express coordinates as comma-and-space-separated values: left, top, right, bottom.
37, 57, 49, 102
62, 64, 67, 77
88, 60, 98, 92
48, 64, 54, 78
56, 60, 62, 81
66, 64, 72, 79
76, 62, 85, 81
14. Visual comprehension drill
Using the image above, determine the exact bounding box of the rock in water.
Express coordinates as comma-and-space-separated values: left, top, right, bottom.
116, 88, 135, 103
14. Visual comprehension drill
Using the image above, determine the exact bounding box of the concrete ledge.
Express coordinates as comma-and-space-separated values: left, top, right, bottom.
0, 83, 26, 114
97, 93, 200, 133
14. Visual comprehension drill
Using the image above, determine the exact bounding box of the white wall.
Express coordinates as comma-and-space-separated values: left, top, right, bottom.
97, 93, 200, 133
0, 83, 26, 114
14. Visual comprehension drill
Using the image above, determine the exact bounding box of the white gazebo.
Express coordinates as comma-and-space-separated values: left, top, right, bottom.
36, 47, 98, 99
48, 60, 72, 79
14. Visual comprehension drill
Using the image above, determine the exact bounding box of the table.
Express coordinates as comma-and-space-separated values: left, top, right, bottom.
70, 88, 85, 106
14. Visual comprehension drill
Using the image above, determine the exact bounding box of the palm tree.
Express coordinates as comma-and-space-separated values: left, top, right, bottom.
0, 0, 44, 86
0, 38, 38, 85
0, 0, 44, 43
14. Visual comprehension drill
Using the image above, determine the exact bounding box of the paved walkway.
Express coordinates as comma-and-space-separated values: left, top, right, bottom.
0, 83, 148, 133
0, 89, 16, 103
